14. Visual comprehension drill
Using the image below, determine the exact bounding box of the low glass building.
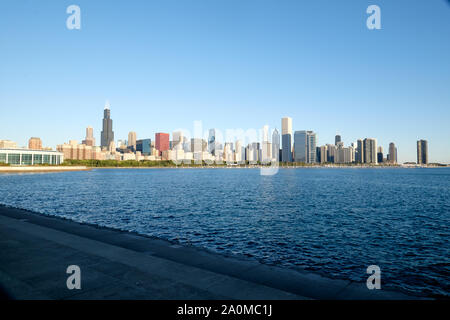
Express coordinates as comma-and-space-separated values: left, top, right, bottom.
136, 139, 152, 156
0, 149, 64, 165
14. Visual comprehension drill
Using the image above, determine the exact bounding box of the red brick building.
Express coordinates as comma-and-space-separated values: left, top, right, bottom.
155, 133, 170, 155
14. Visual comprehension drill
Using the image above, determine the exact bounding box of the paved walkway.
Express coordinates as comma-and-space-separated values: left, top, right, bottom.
0, 205, 415, 300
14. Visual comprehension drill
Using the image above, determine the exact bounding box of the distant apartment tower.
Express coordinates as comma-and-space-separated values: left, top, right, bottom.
363, 138, 377, 164
326, 144, 336, 163
281, 117, 293, 162
82, 126, 95, 146
335, 144, 354, 164
155, 133, 170, 155
191, 138, 207, 153
0, 140, 17, 149
272, 128, 280, 162
335, 135, 341, 146
28, 137, 42, 150
377, 146, 383, 163
235, 140, 243, 163
128, 132, 137, 150
317, 145, 327, 163
356, 139, 364, 163
307, 132, 317, 163
100, 103, 114, 148
388, 142, 398, 164
247, 142, 260, 163
417, 140, 428, 164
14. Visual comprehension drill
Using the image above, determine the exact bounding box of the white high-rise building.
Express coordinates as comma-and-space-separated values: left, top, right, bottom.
281, 117, 292, 136
272, 129, 280, 162
172, 131, 184, 150
235, 140, 243, 163
261, 125, 272, 163
388, 142, 398, 164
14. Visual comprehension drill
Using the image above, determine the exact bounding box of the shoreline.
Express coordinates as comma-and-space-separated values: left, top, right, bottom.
0, 203, 423, 300
0, 164, 447, 174
90, 165, 447, 169
0, 166, 90, 174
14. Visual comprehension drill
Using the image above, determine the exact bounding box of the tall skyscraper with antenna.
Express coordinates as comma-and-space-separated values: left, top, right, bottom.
101, 101, 114, 149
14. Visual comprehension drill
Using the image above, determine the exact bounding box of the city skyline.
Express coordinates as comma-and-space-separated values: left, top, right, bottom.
1, 104, 435, 166
0, 103, 439, 165
1, 1, 449, 163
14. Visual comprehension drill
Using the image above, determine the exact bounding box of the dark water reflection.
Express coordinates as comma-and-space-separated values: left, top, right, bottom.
0, 168, 448, 297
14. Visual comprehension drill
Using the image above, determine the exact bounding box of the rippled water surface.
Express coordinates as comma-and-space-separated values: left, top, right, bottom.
0, 168, 449, 297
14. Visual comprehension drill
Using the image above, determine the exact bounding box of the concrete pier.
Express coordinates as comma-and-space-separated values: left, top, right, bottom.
0, 205, 417, 300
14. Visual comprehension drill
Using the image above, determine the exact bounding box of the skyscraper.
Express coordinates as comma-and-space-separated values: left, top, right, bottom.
356, 139, 364, 163
417, 139, 428, 164
155, 133, 170, 155
308, 132, 317, 164
377, 146, 383, 163
335, 135, 341, 146
272, 128, 280, 162
294, 131, 307, 163
326, 144, 336, 163
388, 142, 397, 164
100, 102, 114, 149
281, 117, 292, 162
363, 138, 377, 164
261, 125, 272, 163
208, 129, 217, 156
294, 131, 316, 163
235, 140, 243, 163
82, 126, 95, 146
128, 132, 137, 150
317, 145, 327, 163
172, 131, 184, 150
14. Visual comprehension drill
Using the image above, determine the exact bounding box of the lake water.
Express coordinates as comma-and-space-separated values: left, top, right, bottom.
0, 168, 449, 297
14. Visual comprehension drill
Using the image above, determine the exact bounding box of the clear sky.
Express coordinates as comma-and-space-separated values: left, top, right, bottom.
1, 0, 449, 163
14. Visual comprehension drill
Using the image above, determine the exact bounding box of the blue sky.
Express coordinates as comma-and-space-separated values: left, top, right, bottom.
0, 0, 449, 163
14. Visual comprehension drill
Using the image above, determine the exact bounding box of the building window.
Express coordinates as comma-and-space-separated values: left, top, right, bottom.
33, 154, 43, 165
43, 155, 51, 164
21, 154, 32, 165
0, 154, 6, 163
8, 153, 20, 165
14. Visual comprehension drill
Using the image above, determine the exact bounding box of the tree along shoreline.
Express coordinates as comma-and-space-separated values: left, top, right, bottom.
59, 159, 447, 168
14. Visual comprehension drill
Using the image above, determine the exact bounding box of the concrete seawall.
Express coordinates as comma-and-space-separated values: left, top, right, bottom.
0, 166, 90, 174
0, 205, 419, 300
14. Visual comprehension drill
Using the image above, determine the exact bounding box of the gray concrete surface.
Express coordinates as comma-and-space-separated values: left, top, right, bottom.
0, 205, 417, 300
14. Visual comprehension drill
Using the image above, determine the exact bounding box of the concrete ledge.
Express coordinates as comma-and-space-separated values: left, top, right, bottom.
0, 166, 90, 173
0, 205, 420, 300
